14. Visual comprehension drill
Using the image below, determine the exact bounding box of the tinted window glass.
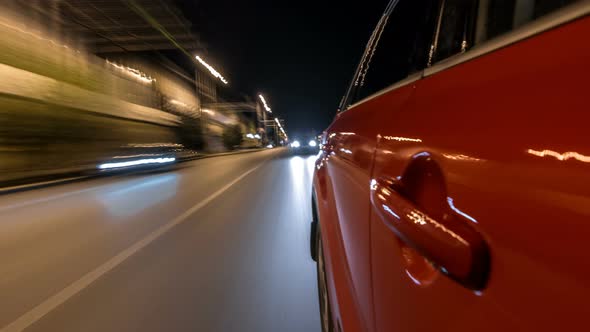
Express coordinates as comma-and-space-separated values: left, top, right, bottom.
475, 0, 581, 44
435, 0, 581, 62
434, 0, 478, 62
534, 0, 579, 17
349, 0, 439, 104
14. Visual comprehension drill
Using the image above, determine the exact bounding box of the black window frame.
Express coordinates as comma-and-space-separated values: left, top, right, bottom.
339, 0, 440, 112
338, 0, 587, 113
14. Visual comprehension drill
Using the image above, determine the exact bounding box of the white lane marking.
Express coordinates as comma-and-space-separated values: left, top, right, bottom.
0, 161, 267, 332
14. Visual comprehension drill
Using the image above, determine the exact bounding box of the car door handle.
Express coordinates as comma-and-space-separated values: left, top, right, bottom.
370, 177, 490, 290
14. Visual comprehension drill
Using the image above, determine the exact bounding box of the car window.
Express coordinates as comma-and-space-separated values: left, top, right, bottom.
434, 0, 582, 62
343, 0, 582, 110
475, 0, 581, 43
347, 0, 439, 106
432, 0, 478, 62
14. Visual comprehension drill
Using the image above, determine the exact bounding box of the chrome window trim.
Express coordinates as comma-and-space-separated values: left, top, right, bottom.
424, 1, 590, 77
339, 0, 401, 112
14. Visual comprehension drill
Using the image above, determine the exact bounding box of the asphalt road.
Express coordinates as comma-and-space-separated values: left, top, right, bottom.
0, 148, 321, 332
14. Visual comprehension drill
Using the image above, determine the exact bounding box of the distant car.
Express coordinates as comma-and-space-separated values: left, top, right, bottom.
311, 1, 590, 332
289, 138, 319, 154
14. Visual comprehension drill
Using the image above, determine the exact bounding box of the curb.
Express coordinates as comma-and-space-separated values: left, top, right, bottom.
0, 148, 278, 195
0, 176, 92, 195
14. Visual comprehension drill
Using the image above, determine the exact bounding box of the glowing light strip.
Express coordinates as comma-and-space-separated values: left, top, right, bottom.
259, 95, 272, 113
442, 153, 482, 162
195, 56, 228, 84
527, 149, 590, 163
126, 143, 182, 148
274, 118, 287, 137
405, 210, 468, 246
106, 60, 155, 84
0, 21, 81, 53
98, 157, 176, 170
383, 136, 422, 143
447, 197, 477, 223
169, 99, 188, 107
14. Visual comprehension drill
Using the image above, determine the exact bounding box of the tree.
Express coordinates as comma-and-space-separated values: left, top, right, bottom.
178, 116, 205, 151
222, 124, 243, 150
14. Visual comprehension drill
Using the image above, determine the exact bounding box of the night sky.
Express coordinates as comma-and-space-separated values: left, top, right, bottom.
177, 0, 389, 135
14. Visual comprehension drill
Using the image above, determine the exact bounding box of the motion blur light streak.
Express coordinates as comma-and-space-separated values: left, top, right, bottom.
382, 205, 400, 219
289, 156, 306, 205
383, 136, 422, 143
98, 158, 176, 170
195, 56, 228, 84
407, 210, 427, 225
527, 149, 590, 163
0, 20, 80, 53
259, 94, 272, 113
105, 60, 155, 84
112, 154, 163, 159
447, 197, 478, 224
442, 153, 483, 162
306, 155, 316, 175
169, 99, 190, 108
406, 210, 469, 246
126, 143, 183, 148
275, 118, 287, 137
100, 174, 178, 217
289, 155, 317, 207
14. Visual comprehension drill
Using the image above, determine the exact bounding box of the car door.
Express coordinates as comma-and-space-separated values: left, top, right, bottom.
369, 1, 590, 331
322, 107, 378, 332
323, 1, 440, 330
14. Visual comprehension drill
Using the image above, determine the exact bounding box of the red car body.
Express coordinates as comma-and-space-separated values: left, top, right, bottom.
312, 1, 590, 331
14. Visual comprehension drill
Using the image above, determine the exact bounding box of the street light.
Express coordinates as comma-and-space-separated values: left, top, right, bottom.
274, 118, 287, 137
259, 95, 272, 113
195, 55, 228, 84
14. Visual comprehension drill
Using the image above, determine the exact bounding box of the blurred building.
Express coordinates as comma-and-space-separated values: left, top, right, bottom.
4, 0, 267, 153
